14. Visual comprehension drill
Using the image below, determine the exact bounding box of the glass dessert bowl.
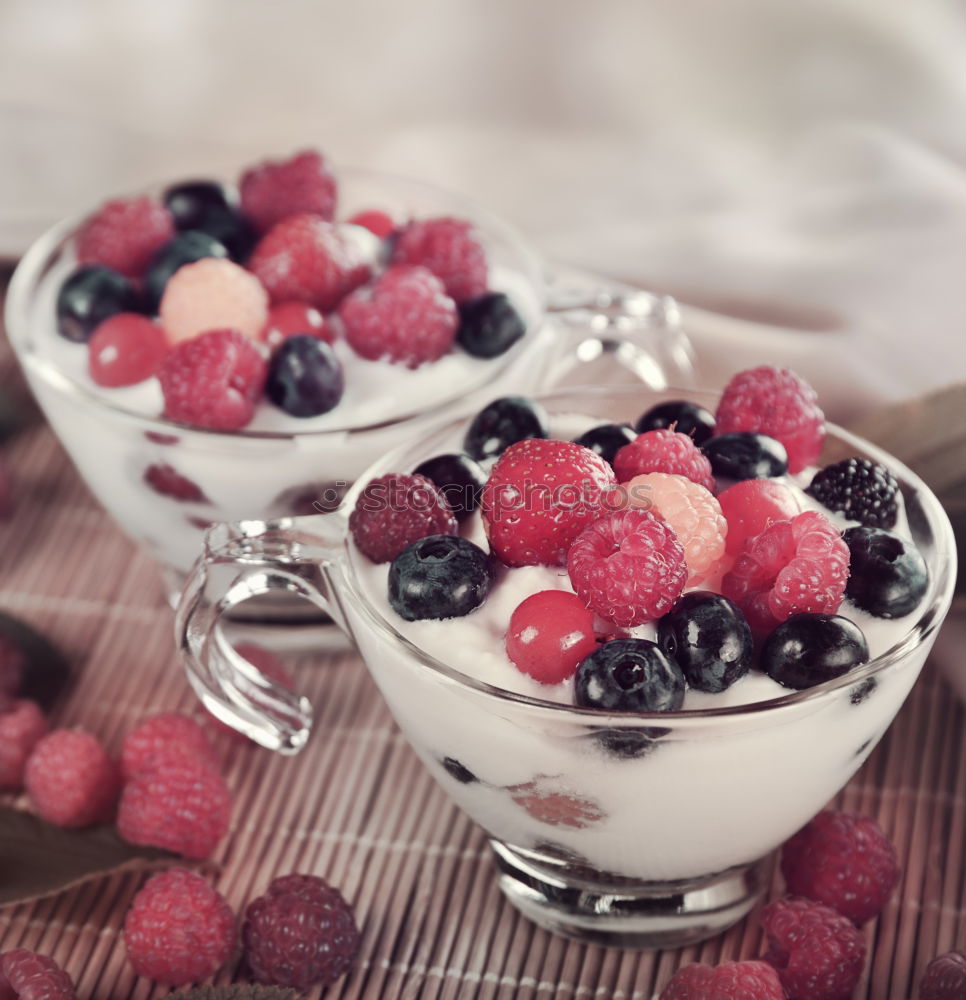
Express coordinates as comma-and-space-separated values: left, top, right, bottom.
175, 383, 956, 948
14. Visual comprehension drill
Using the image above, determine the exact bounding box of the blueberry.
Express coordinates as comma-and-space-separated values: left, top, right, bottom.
761, 613, 869, 690
442, 756, 478, 784
635, 400, 715, 445
265, 335, 345, 417
163, 180, 234, 230
55, 265, 142, 343
463, 396, 549, 460
849, 677, 877, 705
143, 230, 229, 311
702, 432, 788, 480
388, 535, 492, 621
413, 453, 486, 521
193, 205, 256, 262
572, 423, 636, 467
457, 292, 526, 358
657, 591, 753, 693
843, 526, 929, 618
575, 639, 685, 713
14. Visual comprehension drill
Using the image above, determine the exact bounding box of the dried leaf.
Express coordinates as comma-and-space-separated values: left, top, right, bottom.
0, 611, 71, 709
166, 988, 299, 1000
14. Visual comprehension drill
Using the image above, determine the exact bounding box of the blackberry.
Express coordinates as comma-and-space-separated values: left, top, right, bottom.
635, 399, 715, 445
388, 535, 492, 621
463, 396, 548, 460
457, 292, 526, 358
762, 613, 869, 690
572, 423, 636, 466
843, 525, 929, 618
806, 457, 899, 529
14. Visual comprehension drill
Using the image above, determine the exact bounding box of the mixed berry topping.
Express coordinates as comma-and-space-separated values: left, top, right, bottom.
259, 299, 334, 347
412, 452, 487, 521
806, 456, 900, 529
843, 525, 929, 617
75, 195, 174, 277
55, 265, 141, 343
702, 431, 789, 480
613, 427, 715, 490
265, 335, 345, 417
144, 229, 229, 311
456, 291, 526, 358
717, 478, 801, 555
463, 395, 549, 460
635, 399, 716, 445
761, 613, 870, 690
574, 638, 685, 713
391, 216, 487, 302
571, 422, 637, 467
388, 535, 492, 621
239, 148, 337, 232
505, 590, 598, 685
87, 313, 168, 387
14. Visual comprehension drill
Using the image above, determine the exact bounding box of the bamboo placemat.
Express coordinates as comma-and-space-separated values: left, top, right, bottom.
0, 283, 963, 1000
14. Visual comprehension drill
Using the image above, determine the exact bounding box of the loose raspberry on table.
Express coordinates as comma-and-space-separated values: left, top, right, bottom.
722, 510, 850, 634
123, 868, 235, 987
247, 213, 370, 310
243, 873, 360, 990
920, 950, 966, 1000
507, 776, 604, 829
24, 728, 119, 827
120, 711, 220, 780
143, 463, 209, 503
567, 509, 687, 627
87, 313, 168, 387
350, 473, 459, 564
239, 149, 337, 233
117, 752, 231, 859
613, 428, 715, 490
761, 896, 866, 1000
659, 960, 785, 1000
717, 478, 802, 555
781, 809, 900, 926
76, 195, 174, 277
481, 438, 618, 568
391, 216, 487, 302
0, 949, 76, 1000
339, 265, 458, 367
158, 328, 267, 431
505, 590, 598, 685
715, 366, 825, 474
806, 457, 900, 529
0, 700, 48, 789
259, 300, 335, 348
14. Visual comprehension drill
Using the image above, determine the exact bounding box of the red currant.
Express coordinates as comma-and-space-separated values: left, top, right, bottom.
505, 590, 598, 684
260, 301, 335, 349
347, 210, 395, 238
88, 313, 168, 387
717, 478, 801, 554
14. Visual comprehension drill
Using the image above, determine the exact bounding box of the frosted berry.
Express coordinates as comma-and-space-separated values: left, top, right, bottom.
717, 478, 802, 555
567, 509, 687, 626
506, 590, 598, 685
339, 265, 458, 367
702, 432, 789, 480
87, 313, 168, 387
259, 300, 334, 348
350, 473, 458, 563
635, 399, 716, 446
143, 463, 208, 502
56, 265, 141, 343
240, 149, 337, 232
481, 438, 617, 567
457, 292, 526, 358
722, 510, 850, 634
507, 776, 604, 828
575, 638, 685, 713
143, 230, 229, 311
0, 949, 76, 1000
391, 216, 487, 302
572, 423, 637, 467
659, 961, 785, 1000
24, 728, 119, 827
808, 457, 900, 529
781, 809, 900, 925
123, 868, 235, 986
76, 195, 174, 276
0, 699, 48, 789
158, 328, 266, 430
463, 396, 549, 460
920, 951, 966, 1000
266, 335, 344, 417
120, 711, 219, 780
843, 526, 929, 618
613, 428, 715, 490
243, 873, 359, 990
761, 896, 866, 1000
347, 209, 395, 237
413, 453, 487, 521
388, 535, 492, 621
716, 366, 825, 474
762, 613, 869, 690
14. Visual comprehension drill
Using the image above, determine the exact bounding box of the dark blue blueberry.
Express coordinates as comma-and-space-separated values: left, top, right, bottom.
163, 180, 234, 230
572, 423, 636, 467
843, 526, 929, 618
143, 230, 229, 311
463, 396, 549, 460
265, 335, 345, 417
55, 265, 141, 342
388, 534, 492, 621
575, 639, 685, 713
657, 591, 753, 693
635, 400, 715, 445
849, 677, 877, 705
413, 453, 487, 521
442, 756, 478, 784
193, 205, 256, 262
761, 613, 869, 690
457, 292, 526, 358
702, 432, 788, 480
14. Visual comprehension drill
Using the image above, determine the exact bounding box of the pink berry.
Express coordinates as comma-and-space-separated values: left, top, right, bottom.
567, 509, 687, 627
505, 590, 598, 685
0, 949, 76, 1000
660, 961, 785, 1000
348, 209, 395, 238
0, 700, 48, 789
716, 366, 825, 474
391, 216, 487, 302
259, 300, 335, 348
240, 149, 337, 232
507, 776, 605, 829
121, 711, 220, 780
718, 478, 802, 555
613, 428, 715, 490
76, 195, 174, 277
87, 313, 168, 387
159, 257, 268, 344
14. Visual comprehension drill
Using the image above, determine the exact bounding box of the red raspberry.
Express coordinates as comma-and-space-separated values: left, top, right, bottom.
158, 328, 267, 431
143, 463, 209, 503
117, 753, 231, 859
259, 300, 335, 349
613, 428, 715, 490
722, 510, 850, 634
0, 949, 76, 1000
242, 873, 360, 990
391, 216, 487, 302
717, 478, 802, 555
349, 473, 458, 564
24, 728, 119, 828
240, 149, 337, 233
567, 509, 687, 626
123, 868, 235, 986
87, 313, 168, 387
247, 214, 370, 310
507, 776, 604, 828
781, 809, 900, 925
0, 700, 48, 789
659, 961, 785, 1000
481, 438, 618, 568
505, 590, 598, 685
920, 951, 966, 1000
716, 366, 825, 474
121, 711, 220, 780
348, 209, 395, 238
761, 896, 866, 1000
75, 195, 174, 277
339, 265, 458, 368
